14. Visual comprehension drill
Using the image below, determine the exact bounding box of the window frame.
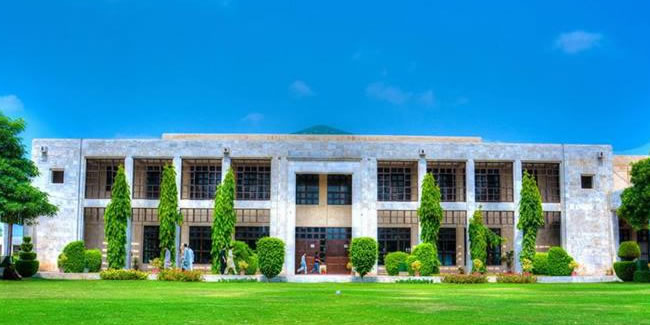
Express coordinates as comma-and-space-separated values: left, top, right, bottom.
233, 160, 271, 201
296, 174, 319, 205
51, 169, 65, 184
189, 226, 212, 264
327, 174, 352, 205
437, 228, 457, 266
142, 225, 160, 264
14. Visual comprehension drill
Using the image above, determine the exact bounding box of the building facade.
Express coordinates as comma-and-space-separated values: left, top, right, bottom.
21, 133, 645, 275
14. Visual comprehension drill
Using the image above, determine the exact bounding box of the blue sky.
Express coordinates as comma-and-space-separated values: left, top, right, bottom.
0, 1, 648, 154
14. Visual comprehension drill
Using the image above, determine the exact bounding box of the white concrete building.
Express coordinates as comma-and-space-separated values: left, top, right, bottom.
15, 131, 648, 275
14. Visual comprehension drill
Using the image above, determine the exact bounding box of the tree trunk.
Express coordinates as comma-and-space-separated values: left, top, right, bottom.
7, 223, 13, 256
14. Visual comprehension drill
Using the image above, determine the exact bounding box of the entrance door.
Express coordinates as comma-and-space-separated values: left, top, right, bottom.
295, 227, 326, 273
325, 228, 351, 274
295, 227, 351, 274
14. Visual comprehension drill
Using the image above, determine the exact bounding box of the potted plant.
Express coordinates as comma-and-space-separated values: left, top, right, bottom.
150, 258, 163, 274
238, 260, 249, 276
569, 260, 579, 276
411, 260, 422, 277
472, 259, 484, 274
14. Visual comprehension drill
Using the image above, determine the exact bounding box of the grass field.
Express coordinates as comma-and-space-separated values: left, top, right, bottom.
1, 279, 649, 324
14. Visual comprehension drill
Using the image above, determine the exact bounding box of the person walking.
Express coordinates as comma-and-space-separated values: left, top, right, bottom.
296, 253, 307, 274
224, 248, 237, 275
311, 253, 321, 274
182, 243, 194, 271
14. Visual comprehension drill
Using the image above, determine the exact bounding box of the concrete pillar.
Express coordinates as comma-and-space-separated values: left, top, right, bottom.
513, 159, 523, 272
2, 223, 10, 256
465, 159, 475, 272
417, 157, 427, 244
124, 156, 134, 269
173, 156, 182, 267
76, 155, 87, 241
222, 156, 231, 181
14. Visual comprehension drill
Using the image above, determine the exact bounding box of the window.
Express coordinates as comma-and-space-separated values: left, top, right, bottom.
377, 162, 416, 202
437, 228, 456, 266
182, 159, 221, 200
235, 226, 270, 250
486, 228, 502, 266
327, 175, 352, 205
296, 174, 319, 205
133, 159, 172, 199
142, 226, 160, 264
581, 175, 594, 189
427, 161, 466, 202
234, 160, 271, 200
522, 163, 561, 203
475, 162, 513, 202
377, 228, 411, 265
189, 226, 212, 264
85, 159, 123, 199
51, 170, 64, 184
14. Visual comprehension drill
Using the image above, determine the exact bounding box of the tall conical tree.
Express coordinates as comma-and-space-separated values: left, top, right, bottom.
469, 206, 503, 272
104, 165, 131, 269
418, 173, 444, 249
517, 171, 544, 264
158, 165, 182, 264
211, 168, 236, 273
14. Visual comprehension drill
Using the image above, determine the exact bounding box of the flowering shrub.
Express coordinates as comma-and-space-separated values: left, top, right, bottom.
157, 268, 203, 282
496, 274, 537, 283
442, 274, 487, 284
100, 269, 148, 280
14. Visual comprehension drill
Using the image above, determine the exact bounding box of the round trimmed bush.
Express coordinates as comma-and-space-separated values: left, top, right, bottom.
547, 247, 574, 276
633, 270, 650, 283
16, 237, 39, 278
349, 237, 378, 278
614, 261, 636, 282
61, 241, 86, 273
85, 249, 102, 272
618, 241, 641, 261
384, 251, 409, 276
406, 243, 440, 276
256, 237, 285, 279
532, 252, 549, 275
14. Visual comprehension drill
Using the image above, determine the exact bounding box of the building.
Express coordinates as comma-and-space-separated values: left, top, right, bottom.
19, 131, 648, 275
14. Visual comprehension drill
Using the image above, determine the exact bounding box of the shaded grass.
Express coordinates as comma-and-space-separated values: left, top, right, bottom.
1, 279, 649, 324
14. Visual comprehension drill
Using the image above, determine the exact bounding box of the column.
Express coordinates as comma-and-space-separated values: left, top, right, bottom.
417, 157, 427, 244
2, 223, 9, 256
465, 159, 475, 272
76, 155, 87, 241
124, 156, 134, 269
513, 159, 523, 272
173, 156, 182, 267
221, 156, 231, 181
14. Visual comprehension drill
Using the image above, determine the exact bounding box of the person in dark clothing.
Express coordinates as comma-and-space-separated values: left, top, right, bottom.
219, 249, 227, 275
311, 253, 321, 274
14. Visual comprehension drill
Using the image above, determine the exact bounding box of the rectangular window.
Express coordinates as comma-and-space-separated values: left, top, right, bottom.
427, 161, 466, 202
377, 162, 416, 202
234, 160, 271, 200
296, 174, 319, 205
182, 159, 221, 200
523, 163, 561, 203
51, 170, 64, 184
189, 226, 212, 264
133, 159, 172, 199
377, 227, 411, 265
142, 226, 160, 264
475, 162, 513, 202
581, 175, 594, 189
235, 226, 270, 250
327, 174, 352, 205
85, 159, 123, 199
486, 228, 502, 266
437, 228, 456, 266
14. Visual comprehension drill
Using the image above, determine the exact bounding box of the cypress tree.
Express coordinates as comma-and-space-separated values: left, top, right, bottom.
104, 165, 131, 269
469, 207, 503, 272
418, 173, 443, 248
158, 165, 182, 264
517, 171, 544, 264
211, 168, 236, 273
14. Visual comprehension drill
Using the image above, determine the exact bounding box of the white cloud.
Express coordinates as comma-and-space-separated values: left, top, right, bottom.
242, 112, 264, 124
289, 80, 315, 98
554, 30, 602, 54
0, 94, 24, 113
366, 82, 434, 107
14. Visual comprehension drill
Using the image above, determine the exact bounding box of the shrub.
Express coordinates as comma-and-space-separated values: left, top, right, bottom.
395, 278, 434, 284
100, 269, 148, 280
521, 258, 533, 274
614, 261, 637, 282
637, 259, 649, 271
442, 274, 487, 284
217, 278, 258, 283
496, 274, 537, 283
406, 243, 440, 276
232, 241, 258, 275
349, 237, 378, 278
257, 237, 285, 279
633, 270, 650, 283
16, 237, 39, 277
618, 241, 641, 261
472, 259, 484, 274
547, 247, 574, 276
60, 241, 86, 273
158, 268, 203, 282
245, 254, 258, 275
384, 251, 409, 276
533, 253, 549, 275
85, 249, 102, 272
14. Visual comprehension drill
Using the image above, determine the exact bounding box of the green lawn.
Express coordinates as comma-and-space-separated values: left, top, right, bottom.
1, 279, 649, 324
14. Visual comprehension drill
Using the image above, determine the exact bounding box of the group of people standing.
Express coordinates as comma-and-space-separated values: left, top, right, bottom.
163, 243, 195, 271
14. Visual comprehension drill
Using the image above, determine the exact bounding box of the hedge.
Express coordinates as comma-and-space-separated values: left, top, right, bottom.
633, 270, 650, 283
99, 269, 148, 280
59, 241, 86, 273
613, 261, 636, 282
532, 253, 549, 275
442, 274, 487, 284
406, 243, 440, 276
496, 274, 537, 283
384, 251, 409, 276
257, 237, 285, 279
547, 247, 574, 276
158, 268, 203, 282
85, 249, 102, 272
618, 241, 641, 261
349, 237, 378, 278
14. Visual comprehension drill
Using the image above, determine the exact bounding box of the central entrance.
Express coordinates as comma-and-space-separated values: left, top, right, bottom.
295, 227, 351, 274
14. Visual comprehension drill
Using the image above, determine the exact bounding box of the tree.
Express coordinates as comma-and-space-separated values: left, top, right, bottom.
349, 237, 378, 278
211, 168, 235, 273
618, 158, 650, 230
469, 207, 503, 272
104, 166, 131, 269
0, 113, 58, 255
158, 164, 182, 264
418, 173, 443, 248
517, 171, 544, 264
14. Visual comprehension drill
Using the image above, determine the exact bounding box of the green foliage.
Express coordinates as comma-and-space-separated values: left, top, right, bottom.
395, 278, 434, 284
158, 268, 204, 282
617, 158, 650, 229
613, 261, 636, 282
521, 258, 533, 274
349, 237, 378, 278
637, 259, 649, 271
442, 273, 488, 284
16, 237, 39, 277
257, 237, 285, 279
158, 165, 182, 263
633, 270, 650, 283
469, 207, 503, 272
99, 269, 148, 280
406, 243, 440, 276
546, 247, 574, 276
211, 168, 236, 272
232, 240, 258, 275
472, 259, 484, 274
532, 253, 549, 275
384, 251, 409, 276
418, 173, 444, 248
496, 274, 537, 283
617, 241, 641, 261
85, 249, 102, 272
60, 241, 86, 273
517, 171, 544, 264
104, 166, 131, 269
